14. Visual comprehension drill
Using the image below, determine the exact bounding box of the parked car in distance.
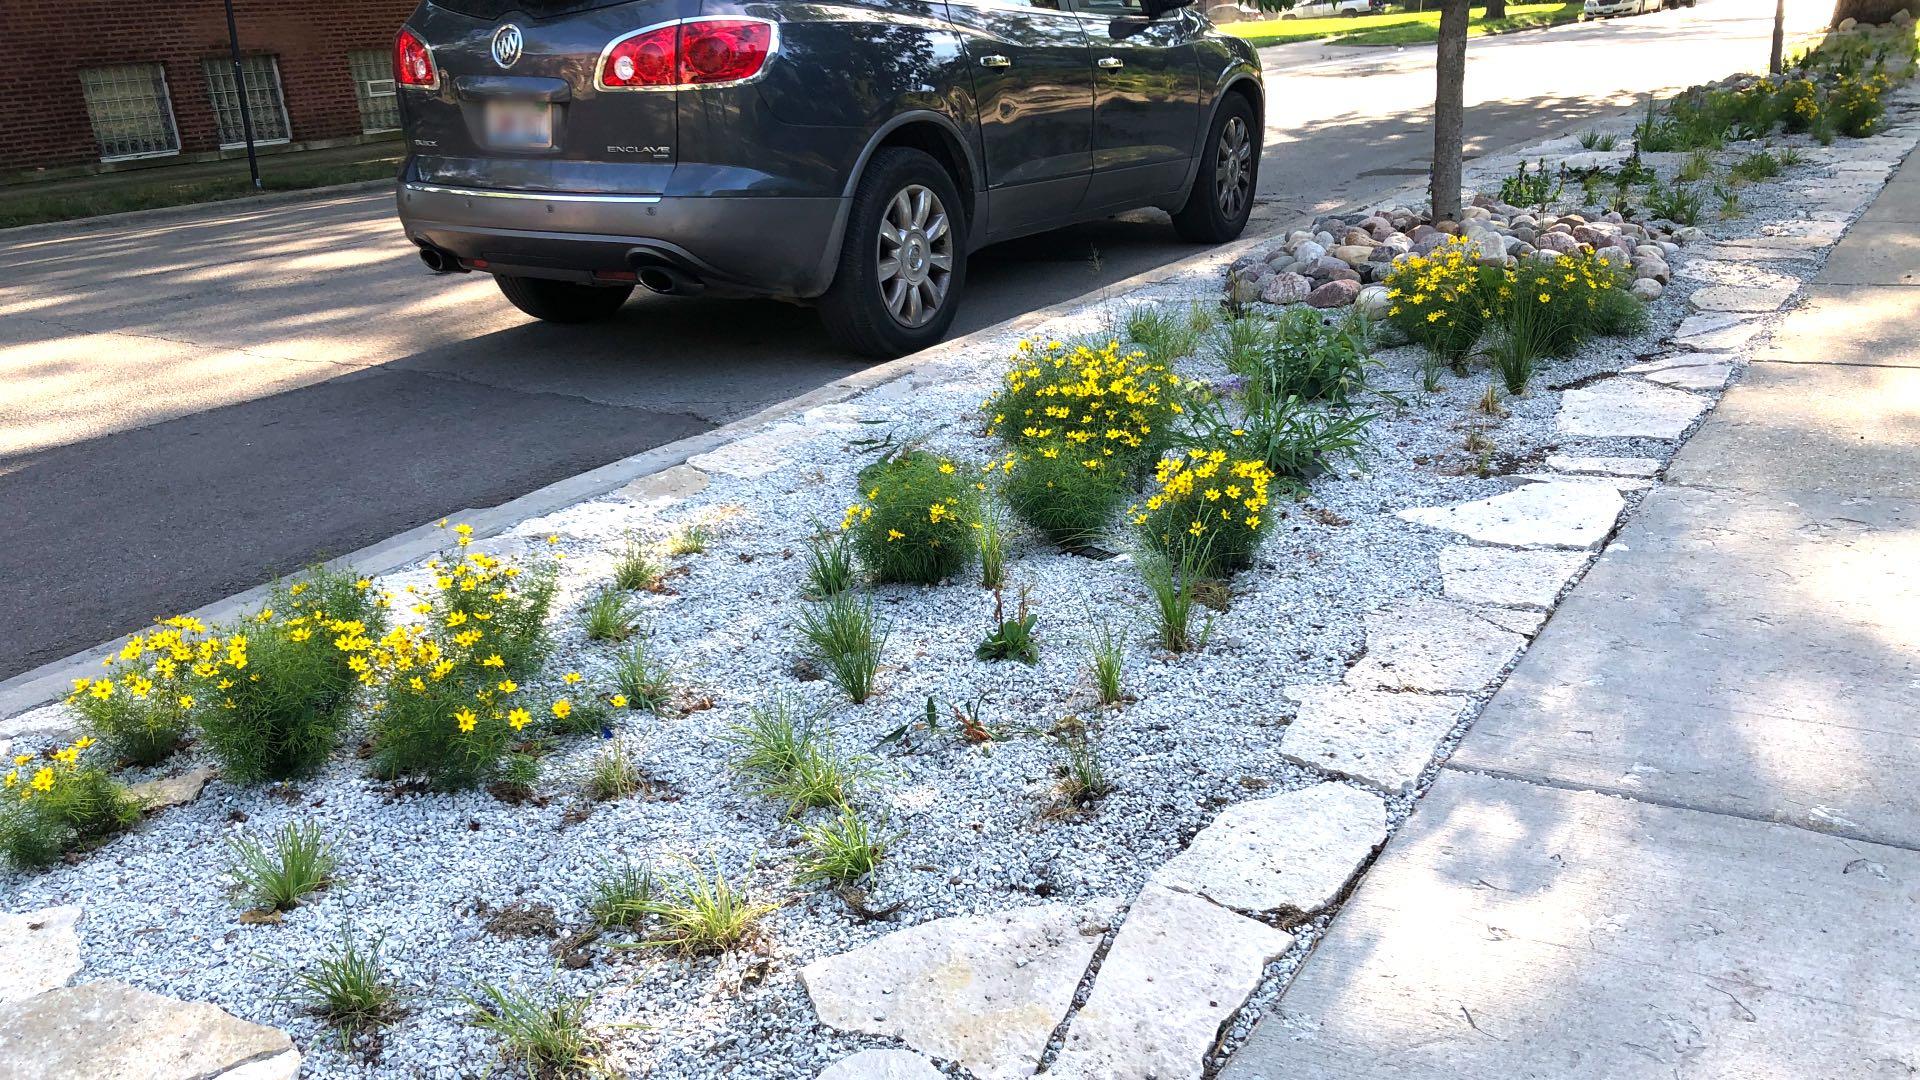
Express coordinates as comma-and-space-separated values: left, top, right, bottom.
1582, 0, 1681, 18
393, 0, 1265, 356
1279, 0, 1382, 17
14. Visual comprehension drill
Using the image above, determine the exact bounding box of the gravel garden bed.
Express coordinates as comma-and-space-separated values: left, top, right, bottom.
5, 28, 1919, 1080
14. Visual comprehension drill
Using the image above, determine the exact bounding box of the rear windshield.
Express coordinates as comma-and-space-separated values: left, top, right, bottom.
430, 0, 633, 17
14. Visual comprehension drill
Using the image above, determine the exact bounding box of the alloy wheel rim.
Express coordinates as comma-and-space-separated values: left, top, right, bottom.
1215, 116, 1253, 220
876, 184, 953, 329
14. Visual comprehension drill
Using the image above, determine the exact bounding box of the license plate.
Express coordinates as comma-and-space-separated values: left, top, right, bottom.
484, 99, 552, 150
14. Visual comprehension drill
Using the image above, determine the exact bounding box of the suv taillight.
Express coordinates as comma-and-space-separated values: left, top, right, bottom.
598, 18, 776, 90
394, 28, 438, 89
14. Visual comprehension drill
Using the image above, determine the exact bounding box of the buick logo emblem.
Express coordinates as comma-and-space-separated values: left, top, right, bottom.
491, 24, 523, 69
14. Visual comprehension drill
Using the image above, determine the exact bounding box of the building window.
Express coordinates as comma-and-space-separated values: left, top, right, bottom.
202, 56, 292, 148
348, 50, 400, 133
80, 64, 181, 161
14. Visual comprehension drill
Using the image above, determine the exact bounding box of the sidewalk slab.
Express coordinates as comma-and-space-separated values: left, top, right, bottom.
1757, 285, 1920, 368
1219, 771, 1920, 1080
1816, 218, 1920, 285
1664, 360, 1920, 500
1448, 482, 1920, 847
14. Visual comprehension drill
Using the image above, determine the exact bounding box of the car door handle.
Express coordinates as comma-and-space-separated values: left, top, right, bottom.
1096, 56, 1125, 70
979, 54, 1012, 68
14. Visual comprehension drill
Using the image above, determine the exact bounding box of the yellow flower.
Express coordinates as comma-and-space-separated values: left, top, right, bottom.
507, 707, 532, 731
177, 695, 195, 709
483, 654, 505, 668
497, 679, 518, 693
563, 672, 583, 685
454, 708, 479, 733
551, 699, 573, 720
12, 755, 30, 767
610, 695, 629, 709
887, 529, 905, 542
74, 736, 94, 750
30, 768, 54, 792
938, 462, 956, 474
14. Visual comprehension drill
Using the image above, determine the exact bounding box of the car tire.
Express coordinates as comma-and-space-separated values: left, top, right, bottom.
1172, 93, 1260, 245
818, 147, 968, 358
495, 275, 634, 323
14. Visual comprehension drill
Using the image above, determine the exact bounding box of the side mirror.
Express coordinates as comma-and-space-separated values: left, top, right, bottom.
1139, 0, 1196, 18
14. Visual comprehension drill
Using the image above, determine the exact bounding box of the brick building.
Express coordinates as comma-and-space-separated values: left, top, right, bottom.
0, 0, 418, 178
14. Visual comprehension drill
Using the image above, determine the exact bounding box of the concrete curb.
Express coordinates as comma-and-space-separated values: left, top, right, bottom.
0, 178, 395, 242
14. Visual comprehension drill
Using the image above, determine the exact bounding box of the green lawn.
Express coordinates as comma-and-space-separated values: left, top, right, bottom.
0, 155, 401, 231
1225, 2, 1583, 48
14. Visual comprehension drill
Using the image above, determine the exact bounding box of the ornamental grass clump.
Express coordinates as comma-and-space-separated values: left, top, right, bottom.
297, 930, 399, 1044
195, 569, 389, 783
467, 982, 604, 1079
795, 806, 888, 885
797, 591, 888, 704
842, 450, 978, 585
66, 617, 205, 766
1383, 235, 1501, 366
228, 821, 337, 911
631, 862, 775, 956
1130, 448, 1275, 578
0, 738, 140, 869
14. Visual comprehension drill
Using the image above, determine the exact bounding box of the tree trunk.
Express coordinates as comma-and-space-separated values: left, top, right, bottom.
1830, 0, 1920, 25
1432, 0, 1471, 221
1484, 0, 1508, 20
1771, 0, 1786, 74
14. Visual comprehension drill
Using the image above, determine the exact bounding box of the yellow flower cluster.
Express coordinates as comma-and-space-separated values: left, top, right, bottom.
1384, 235, 1490, 329
984, 339, 1180, 472
1130, 448, 1275, 574
1, 737, 97, 803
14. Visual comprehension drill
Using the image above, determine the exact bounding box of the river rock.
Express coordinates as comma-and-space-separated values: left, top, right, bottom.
1353, 284, 1392, 319
1630, 277, 1665, 301
1306, 279, 1361, 308
1329, 244, 1374, 268
1261, 272, 1312, 305
1291, 239, 1326, 264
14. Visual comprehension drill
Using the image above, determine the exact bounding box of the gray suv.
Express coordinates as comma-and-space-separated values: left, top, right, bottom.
394, 0, 1262, 355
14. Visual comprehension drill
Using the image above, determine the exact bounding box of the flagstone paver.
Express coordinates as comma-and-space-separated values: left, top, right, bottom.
1049, 884, 1292, 1080
1397, 483, 1624, 549
1555, 379, 1710, 439
1152, 783, 1386, 917
816, 1050, 943, 1080
1342, 599, 1529, 694
1279, 687, 1469, 795
800, 901, 1118, 1080
0, 979, 300, 1080
0, 906, 82, 1004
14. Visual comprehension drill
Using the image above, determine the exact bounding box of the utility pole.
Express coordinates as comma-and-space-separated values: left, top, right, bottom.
1770, 0, 1786, 75
222, 0, 263, 190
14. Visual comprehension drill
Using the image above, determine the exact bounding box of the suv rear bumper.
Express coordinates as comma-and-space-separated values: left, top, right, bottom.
397, 182, 849, 299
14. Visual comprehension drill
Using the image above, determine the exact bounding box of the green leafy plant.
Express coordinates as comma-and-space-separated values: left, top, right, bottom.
1590, 283, 1651, 336
797, 591, 888, 704
1576, 129, 1618, 151
1056, 734, 1112, 808
795, 806, 888, 885
496, 752, 541, 800
467, 982, 604, 1079
975, 586, 1039, 664
1677, 149, 1715, 184
802, 530, 856, 599
1643, 181, 1703, 226
1232, 307, 1378, 409
666, 524, 710, 556
612, 636, 673, 713
1124, 304, 1208, 365
1714, 181, 1744, 218
1137, 548, 1210, 654
841, 450, 978, 585
630, 862, 775, 956
1383, 235, 1500, 364
582, 588, 638, 643
586, 741, 641, 802
1730, 149, 1782, 182
295, 930, 399, 1043
977, 506, 1007, 590
1088, 620, 1125, 707
1002, 446, 1129, 547
1497, 159, 1559, 207
228, 821, 337, 912
611, 544, 664, 592
588, 862, 655, 931
0, 739, 141, 869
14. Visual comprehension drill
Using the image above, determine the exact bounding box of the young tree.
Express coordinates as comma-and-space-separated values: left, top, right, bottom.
1431, 0, 1471, 221
1829, 0, 1920, 23
1484, 0, 1508, 20
1772, 0, 1787, 74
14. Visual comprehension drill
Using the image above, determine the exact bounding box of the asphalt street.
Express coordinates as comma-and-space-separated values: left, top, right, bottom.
0, 0, 1829, 681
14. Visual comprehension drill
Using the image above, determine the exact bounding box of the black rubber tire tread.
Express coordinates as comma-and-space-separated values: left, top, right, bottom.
495, 275, 634, 323
817, 147, 968, 358
1172, 92, 1261, 245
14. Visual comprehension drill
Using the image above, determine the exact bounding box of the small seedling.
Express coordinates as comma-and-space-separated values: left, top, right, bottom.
612, 636, 673, 712
467, 983, 603, 1079
582, 588, 637, 643
977, 508, 1007, 591
588, 862, 655, 931
611, 544, 664, 592
797, 590, 888, 704
228, 822, 337, 912
666, 524, 709, 556
975, 586, 1039, 664
1088, 620, 1125, 707
586, 741, 642, 802
296, 930, 399, 1043
1056, 734, 1113, 808
496, 753, 541, 801
802, 530, 856, 599
629, 862, 774, 955
1138, 550, 1210, 654
795, 806, 888, 885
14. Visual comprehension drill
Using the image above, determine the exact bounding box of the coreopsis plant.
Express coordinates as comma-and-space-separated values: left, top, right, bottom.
1130, 448, 1276, 577
999, 446, 1128, 547
983, 339, 1182, 477
1383, 235, 1502, 364
368, 526, 564, 789
0, 738, 141, 869
193, 569, 389, 782
1829, 72, 1892, 138
842, 450, 979, 585
66, 616, 210, 766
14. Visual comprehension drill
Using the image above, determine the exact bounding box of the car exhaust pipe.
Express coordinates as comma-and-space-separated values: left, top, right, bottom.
417, 245, 466, 274
631, 258, 704, 296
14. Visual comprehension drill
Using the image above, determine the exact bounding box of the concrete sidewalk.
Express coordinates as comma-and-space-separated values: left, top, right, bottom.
1222, 161, 1920, 1074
